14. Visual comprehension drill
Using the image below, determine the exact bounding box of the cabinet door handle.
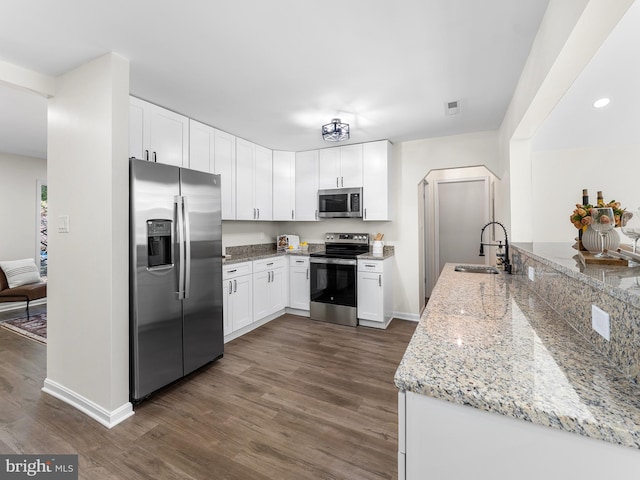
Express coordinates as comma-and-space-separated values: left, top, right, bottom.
228, 269, 237, 273
229, 281, 232, 294
379, 274, 382, 287
365, 264, 376, 268
341, 176, 344, 187
315, 209, 318, 220
336, 177, 339, 188
234, 279, 237, 293
257, 208, 260, 219
267, 262, 274, 266
153, 151, 157, 163
253, 208, 256, 220
296, 260, 304, 264
364, 208, 367, 219
306, 268, 309, 280
145, 149, 149, 161
292, 209, 294, 220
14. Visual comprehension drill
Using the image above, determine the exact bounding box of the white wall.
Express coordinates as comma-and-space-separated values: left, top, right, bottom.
46, 53, 132, 427
531, 144, 640, 243
0, 152, 46, 261
222, 221, 282, 253
501, 0, 634, 241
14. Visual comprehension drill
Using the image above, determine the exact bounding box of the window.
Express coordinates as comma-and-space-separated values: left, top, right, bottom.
37, 180, 47, 278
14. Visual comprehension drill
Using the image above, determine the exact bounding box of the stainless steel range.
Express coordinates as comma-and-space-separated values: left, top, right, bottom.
309, 233, 369, 327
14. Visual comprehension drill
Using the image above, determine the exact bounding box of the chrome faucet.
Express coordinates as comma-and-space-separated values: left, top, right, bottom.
479, 221, 512, 274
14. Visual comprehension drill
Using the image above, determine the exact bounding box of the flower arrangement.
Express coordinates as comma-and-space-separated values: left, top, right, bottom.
570, 200, 625, 229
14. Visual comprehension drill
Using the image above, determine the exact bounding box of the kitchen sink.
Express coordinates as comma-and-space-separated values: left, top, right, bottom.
454, 265, 500, 274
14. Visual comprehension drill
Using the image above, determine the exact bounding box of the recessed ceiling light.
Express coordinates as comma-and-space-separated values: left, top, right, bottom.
593, 97, 610, 108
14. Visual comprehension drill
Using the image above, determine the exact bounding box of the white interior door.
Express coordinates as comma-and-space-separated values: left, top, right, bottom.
435, 177, 490, 273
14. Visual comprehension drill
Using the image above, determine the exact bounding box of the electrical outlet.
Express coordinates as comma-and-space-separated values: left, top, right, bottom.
592, 305, 610, 341
528, 266, 535, 281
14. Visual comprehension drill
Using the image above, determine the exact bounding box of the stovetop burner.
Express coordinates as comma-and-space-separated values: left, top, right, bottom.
312, 232, 370, 259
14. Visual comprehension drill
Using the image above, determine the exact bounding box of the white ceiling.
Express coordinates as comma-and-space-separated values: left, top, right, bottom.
533, 0, 640, 151
0, 0, 550, 160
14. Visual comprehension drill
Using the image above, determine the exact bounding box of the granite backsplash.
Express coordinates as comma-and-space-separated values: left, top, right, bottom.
512, 243, 640, 384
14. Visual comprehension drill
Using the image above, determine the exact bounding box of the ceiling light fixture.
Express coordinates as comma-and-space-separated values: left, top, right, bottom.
322, 118, 350, 142
593, 97, 610, 109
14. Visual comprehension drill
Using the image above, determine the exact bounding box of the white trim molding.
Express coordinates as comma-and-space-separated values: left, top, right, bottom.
42, 378, 134, 429
392, 312, 421, 322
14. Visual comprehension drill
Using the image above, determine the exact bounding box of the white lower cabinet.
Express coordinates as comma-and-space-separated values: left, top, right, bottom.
288, 256, 310, 312
253, 257, 287, 322
223, 262, 253, 337
357, 257, 393, 328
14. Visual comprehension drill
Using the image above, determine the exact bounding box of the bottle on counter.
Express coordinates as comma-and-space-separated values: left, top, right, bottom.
582, 189, 589, 206
496, 242, 505, 269
597, 191, 604, 206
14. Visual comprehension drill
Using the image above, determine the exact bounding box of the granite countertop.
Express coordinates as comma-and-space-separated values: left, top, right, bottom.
394, 263, 640, 449
223, 244, 395, 264
223, 250, 309, 265
357, 245, 395, 260
513, 242, 640, 309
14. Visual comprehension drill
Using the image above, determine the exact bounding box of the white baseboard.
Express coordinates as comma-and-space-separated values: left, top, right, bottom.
42, 378, 134, 429
224, 309, 285, 343
392, 311, 421, 322
285, 307, 310, 317
359, 317, 393, 329
0, 298, 47, 313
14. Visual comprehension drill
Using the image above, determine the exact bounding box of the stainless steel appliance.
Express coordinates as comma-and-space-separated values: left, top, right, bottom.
130, 158, 223, 402
317, 187, 363, 218
310, 233, 369, 326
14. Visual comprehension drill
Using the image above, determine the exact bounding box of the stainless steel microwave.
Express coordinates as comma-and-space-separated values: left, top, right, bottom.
317, 187, 363, 218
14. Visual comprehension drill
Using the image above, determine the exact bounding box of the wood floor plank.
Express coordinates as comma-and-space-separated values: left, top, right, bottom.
0, 313, 416, 479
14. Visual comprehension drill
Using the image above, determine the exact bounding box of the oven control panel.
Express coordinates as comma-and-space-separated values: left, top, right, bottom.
325, 233, 369, 244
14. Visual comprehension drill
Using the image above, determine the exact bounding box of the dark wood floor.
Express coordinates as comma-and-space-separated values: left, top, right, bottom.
0, 312, 416, 480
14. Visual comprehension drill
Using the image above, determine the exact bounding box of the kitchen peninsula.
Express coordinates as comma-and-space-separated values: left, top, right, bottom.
395, 246, 640, 479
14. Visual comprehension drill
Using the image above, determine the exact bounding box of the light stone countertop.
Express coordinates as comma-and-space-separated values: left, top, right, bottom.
223, 244, 395, 265
223, 250, 309, 265
513, 242, 640, 309
394, 263, 640, 449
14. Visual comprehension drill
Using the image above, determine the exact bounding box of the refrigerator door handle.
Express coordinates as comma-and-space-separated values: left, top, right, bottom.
175, 195, 186, 300
183, 196, 191, 299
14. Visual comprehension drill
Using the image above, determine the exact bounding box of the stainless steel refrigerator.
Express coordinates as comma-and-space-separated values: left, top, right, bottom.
130, 158, 223, 402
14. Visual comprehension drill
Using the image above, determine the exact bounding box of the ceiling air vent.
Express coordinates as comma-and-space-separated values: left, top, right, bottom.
445, 100, 459, 115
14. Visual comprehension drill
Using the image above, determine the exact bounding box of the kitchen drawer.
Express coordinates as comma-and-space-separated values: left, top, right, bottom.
358, 260, 383, 273
253, 256, 286, 273
289, 256, 310, 268
223, 261, 252, 279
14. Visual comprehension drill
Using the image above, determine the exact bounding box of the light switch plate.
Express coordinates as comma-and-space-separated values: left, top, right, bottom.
592, 305, 610, 341
58, 215, 70, 233
528, 266, 535, 281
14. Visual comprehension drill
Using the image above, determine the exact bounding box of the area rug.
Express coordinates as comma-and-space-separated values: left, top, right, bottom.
0, 313, 47, 344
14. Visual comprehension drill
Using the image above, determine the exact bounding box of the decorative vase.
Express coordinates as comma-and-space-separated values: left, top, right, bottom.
581, 225, 620, 253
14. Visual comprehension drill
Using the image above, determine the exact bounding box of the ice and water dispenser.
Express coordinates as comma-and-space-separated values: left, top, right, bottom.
147, 219, 172, 268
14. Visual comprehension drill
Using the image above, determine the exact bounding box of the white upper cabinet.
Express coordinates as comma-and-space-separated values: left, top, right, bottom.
295, 150, 319, 221
213, 129, 236, 220
318, 144, 363, 189
188, 119, 213, 172
236, 138, 273, 221
318, 148, 341, 189
338, 144, 364, 188
363, 140, 393, 221
188, 120, 236, 219
129, 96, 189, 167
273, 151, 296, 221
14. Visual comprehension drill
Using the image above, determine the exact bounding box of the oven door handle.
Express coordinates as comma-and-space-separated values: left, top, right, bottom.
310, 257, 357, 266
